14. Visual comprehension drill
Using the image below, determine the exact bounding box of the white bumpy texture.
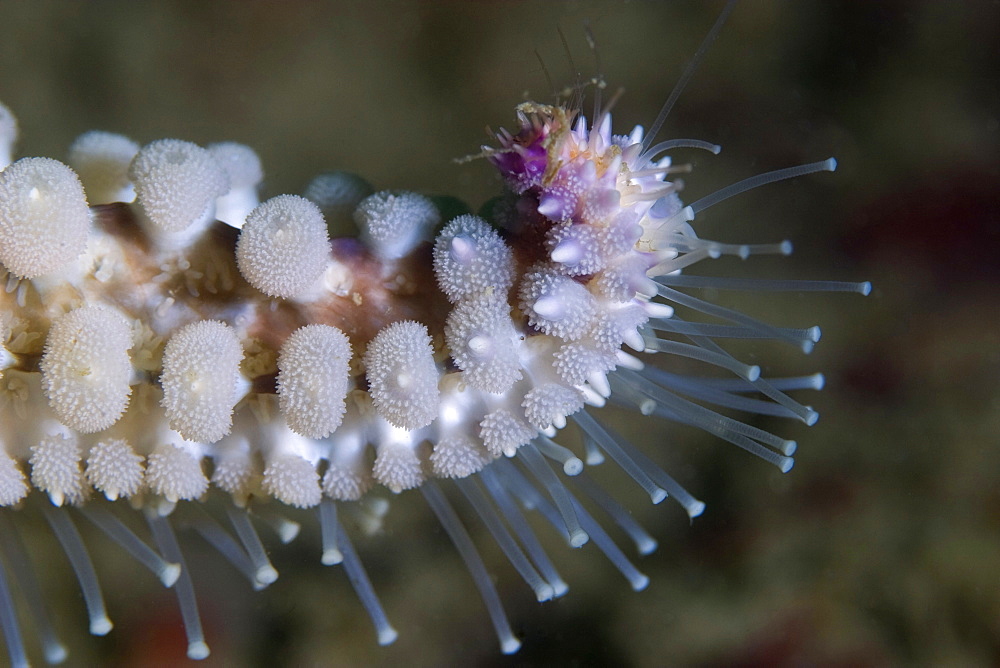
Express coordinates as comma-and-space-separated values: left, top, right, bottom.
354, 190, 440, 260
263, 453, 322, 508
0, 453, 28, 506
522, 383, 584, 431
430, 434, 491, 479
363, 321, 440, 431
277, 324, 352, 438
128, 139, 229, 232
479, 409, 536, 458
444, 293, 522, 394
159, 320, 245, 443
145, 442, 208, 503
432, 214, 515, 302
518, 266, 598, 340
0, 157, 91, 278
236, 194, 330, 298
371, 441, 425, 493
85, 439, 145, 501
29, 433, 87, 507
40, 304, 134, 433
210, 450, 254, 502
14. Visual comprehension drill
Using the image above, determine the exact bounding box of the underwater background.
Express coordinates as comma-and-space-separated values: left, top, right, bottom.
0, 1, 996, 665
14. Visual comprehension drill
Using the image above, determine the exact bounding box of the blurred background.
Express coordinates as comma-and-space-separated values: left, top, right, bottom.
0, 1, 997, 666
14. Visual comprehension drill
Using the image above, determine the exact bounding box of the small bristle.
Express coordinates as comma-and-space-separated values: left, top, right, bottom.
159, 320, 245, 443
430, 435, 492, 479
128, 139, 228, 233
85, 439, 145, 501
0, 157, 90, 278
40, 304, 133, 434
262, 454, 322, 508
0, 452, 28, 507
354, 190, 439, 260
277, 324, 352, 439
364, 321, 440, 431
518, 268, 597, 340
522, 384, 584, 431
432, 214, 514, 302
30, 433, 88, 507
444, 293, 522, 394
480, 410, 536, 458
236, 195, 330, 298
145, 443, 208, 504
372, 442, 425, 494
